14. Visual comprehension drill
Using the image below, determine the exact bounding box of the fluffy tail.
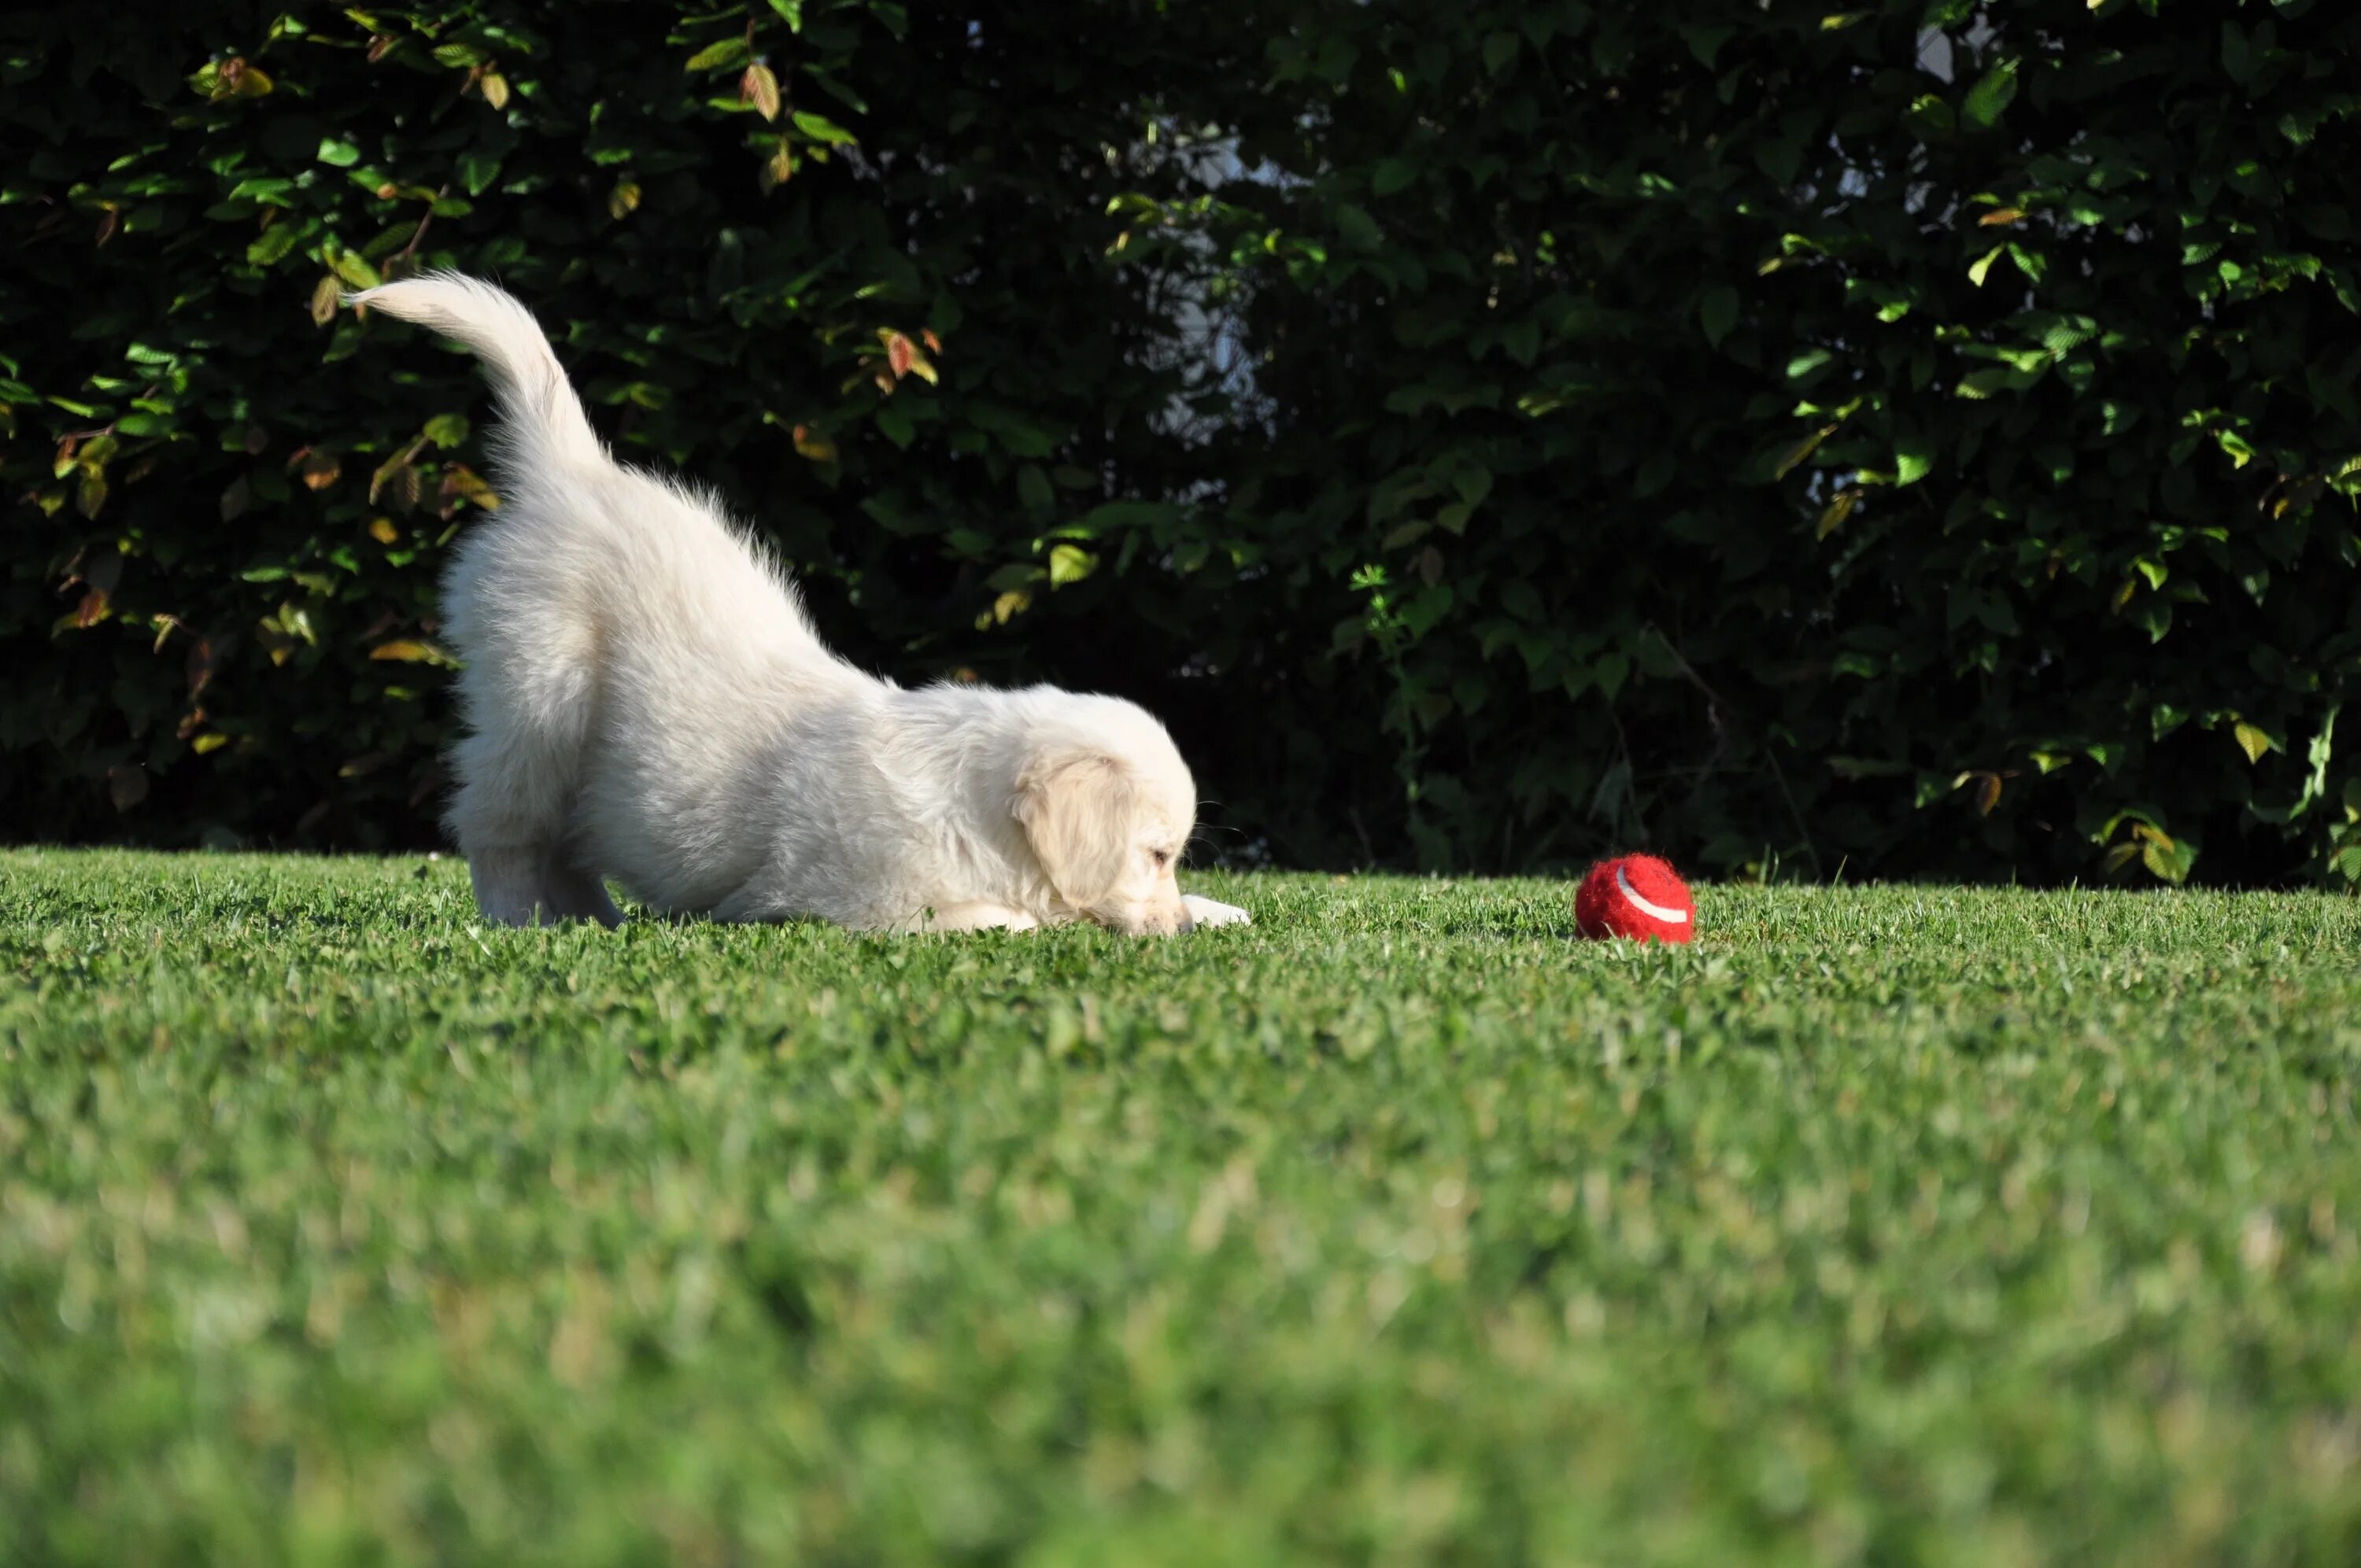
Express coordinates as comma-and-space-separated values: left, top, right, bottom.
349, 272, 603, 467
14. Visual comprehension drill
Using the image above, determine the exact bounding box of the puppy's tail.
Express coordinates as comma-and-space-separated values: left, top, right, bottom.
349, 272, 603, 468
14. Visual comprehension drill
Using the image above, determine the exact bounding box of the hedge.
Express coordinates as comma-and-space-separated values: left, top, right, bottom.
6, 0, 2361, 886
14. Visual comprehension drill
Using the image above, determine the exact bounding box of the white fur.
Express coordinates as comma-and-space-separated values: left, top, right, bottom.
353, 273, 1250, 936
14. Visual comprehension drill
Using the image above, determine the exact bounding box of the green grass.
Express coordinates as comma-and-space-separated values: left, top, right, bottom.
4, 849, 2360, 1566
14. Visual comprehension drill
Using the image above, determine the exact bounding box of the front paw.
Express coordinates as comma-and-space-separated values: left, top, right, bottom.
1182, 892, 1252, 928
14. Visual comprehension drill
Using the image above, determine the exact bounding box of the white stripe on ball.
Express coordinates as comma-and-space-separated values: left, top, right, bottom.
1615, 865, 1690, 924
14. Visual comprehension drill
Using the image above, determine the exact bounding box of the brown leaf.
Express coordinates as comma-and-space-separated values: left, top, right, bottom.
205, 56, 274, 100
608, 179, 641, 221
366, 34, 394, 64
790, 424, 838, 463
1417, 545, 1444, 585
742, 62, 781, 120
922, 328, 943, 354
1773, 423, 1838, 481
220, 474, 253, 522
187, 638, 216, 697
368, 517, 401, 544
1975, 773, 2002, 815
439, 463, 500, 510
75, 472, 108, 519
371, 439, 429, 509
760, 141, 794, 193
72, 588, 111, 629
242, 425, 270, 456
885, 331, 914, 379
370, 639, 454, 666
299, 450, 343, 491
310, 274, 342, 327
108, 765, 149, 811
1979, 208, 2025, 227
479, 70, 510, 110
94, 208, 120, 247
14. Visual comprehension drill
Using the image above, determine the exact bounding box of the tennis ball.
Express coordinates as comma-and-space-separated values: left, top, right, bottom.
1574, 854, 1696, 944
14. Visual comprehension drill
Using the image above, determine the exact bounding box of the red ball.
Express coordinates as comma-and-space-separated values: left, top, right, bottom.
1574, 854, 1697, 944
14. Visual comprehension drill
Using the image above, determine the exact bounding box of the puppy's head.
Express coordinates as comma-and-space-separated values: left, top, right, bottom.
1011, 702, 1196, 935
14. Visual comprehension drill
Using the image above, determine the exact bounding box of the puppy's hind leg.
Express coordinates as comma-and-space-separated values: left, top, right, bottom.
445, 646, 600, 927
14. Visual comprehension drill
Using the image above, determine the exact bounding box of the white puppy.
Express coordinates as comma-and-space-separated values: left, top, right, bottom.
352, 274, 1248, 936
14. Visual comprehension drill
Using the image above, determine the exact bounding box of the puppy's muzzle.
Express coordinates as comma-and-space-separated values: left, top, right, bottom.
1089, 905, 1193, 936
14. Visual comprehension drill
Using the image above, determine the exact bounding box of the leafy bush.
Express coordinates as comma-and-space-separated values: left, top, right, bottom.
7, 0, 2361, 885
1175, 0, 2361, 884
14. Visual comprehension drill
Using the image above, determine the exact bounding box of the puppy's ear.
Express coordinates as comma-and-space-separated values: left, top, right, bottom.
1012, 747, 1139, 908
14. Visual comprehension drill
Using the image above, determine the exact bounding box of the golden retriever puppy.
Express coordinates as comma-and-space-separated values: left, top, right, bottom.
352, 274, 1249, 936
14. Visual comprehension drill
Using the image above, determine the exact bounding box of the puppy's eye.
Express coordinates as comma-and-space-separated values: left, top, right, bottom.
1150, 849, 1172, 869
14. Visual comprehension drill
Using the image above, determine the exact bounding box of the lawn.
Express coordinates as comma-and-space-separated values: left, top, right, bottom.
3, 848, 2359, 1566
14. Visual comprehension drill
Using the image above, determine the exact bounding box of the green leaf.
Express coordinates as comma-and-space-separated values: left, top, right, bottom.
328, 250, 382, 290
1048, 543, 1098, 586
1894, 437, 1934, 487
423, 413, 471, 448
1699, 284, 1738, 349
1335, 203, 1383, 251
1068, 500, 1181, 538
1679, 23, 1736, 68
2142, 832, 2197, 884
685, 39, 752, 72
1785, 347, 1834, 384
792, 111, 858, 146
247, 223, 304, 267
456, 151, 504, 197
1961, 59, 2019, 131
1017, 465, 1055, 515
767, 0, 804, 28
2234, 722, 2275, 765
1968, 245, 2004, 287
2220, 21, 2254, 88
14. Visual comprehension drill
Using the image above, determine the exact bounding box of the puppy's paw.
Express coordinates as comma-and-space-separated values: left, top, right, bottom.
1182, 892, 1253, 929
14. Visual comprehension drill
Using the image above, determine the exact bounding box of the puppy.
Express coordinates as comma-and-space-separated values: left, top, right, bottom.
352, 274, 1248, 936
